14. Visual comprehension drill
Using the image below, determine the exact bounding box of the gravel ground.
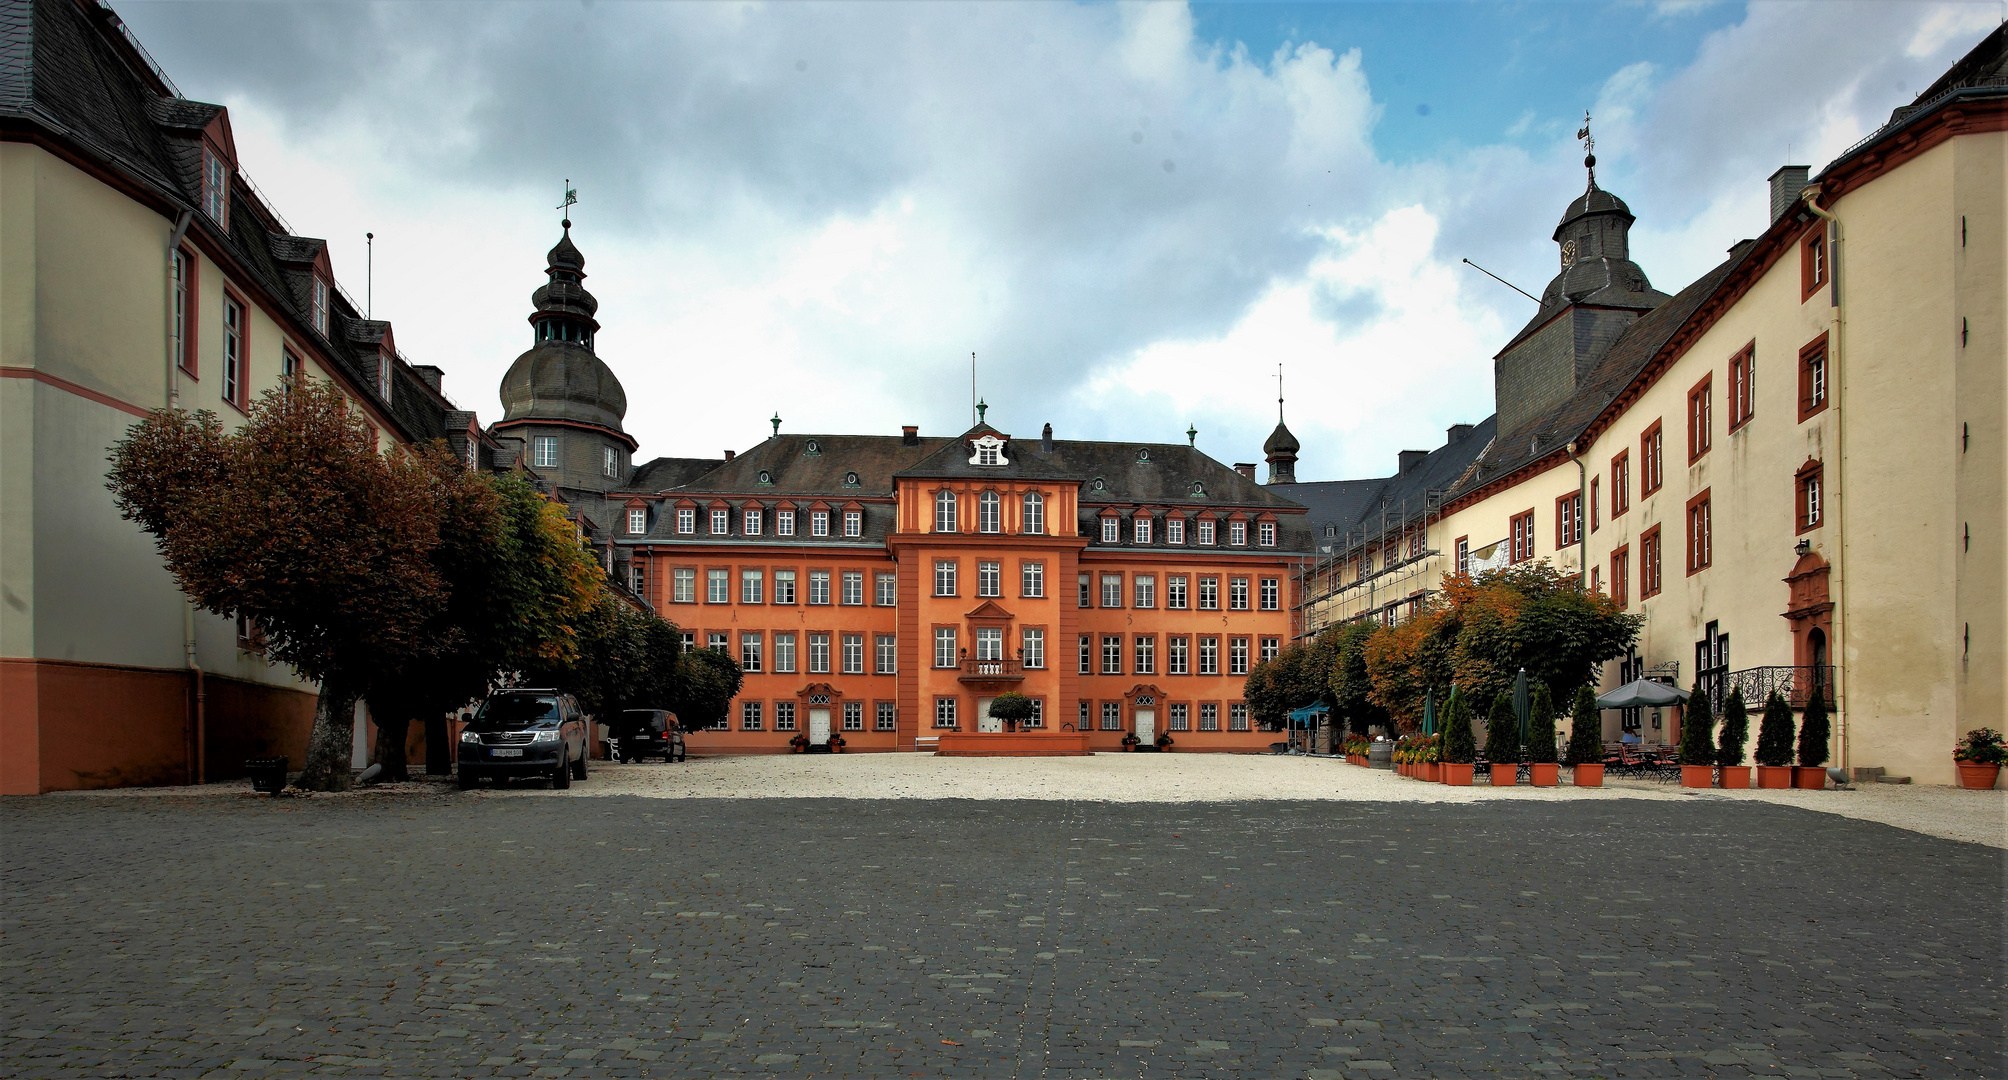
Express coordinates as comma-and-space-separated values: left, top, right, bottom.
60, 753, 2008, 849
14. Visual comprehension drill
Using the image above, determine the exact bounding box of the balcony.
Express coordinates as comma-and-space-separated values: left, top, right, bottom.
959, 659, 1026, 683
1720, 665, 1839, 710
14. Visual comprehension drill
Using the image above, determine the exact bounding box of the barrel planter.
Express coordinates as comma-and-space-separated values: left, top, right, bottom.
1680, 765, 1715, 789
1441, 762, 1473, 786
1571, 763, 1604, 787
1528, 763, 1558, 787
1719, 766, 1751, 789
1756, 765, 1793, 788
1792, 766, 1827, 790
1489, 764, 1517, 787
1957, 763, 2001, 790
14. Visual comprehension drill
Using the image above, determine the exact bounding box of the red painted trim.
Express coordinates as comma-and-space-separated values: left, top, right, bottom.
1, 367, 151, 418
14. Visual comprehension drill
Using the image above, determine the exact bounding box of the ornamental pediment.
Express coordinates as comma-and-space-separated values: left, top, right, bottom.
963, 599, 1015, 622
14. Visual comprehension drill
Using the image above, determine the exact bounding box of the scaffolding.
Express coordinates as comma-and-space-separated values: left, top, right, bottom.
1292, 489, 1449, 640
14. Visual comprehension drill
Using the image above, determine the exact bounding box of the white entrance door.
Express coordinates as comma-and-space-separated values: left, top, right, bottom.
976, 697, 1001, 733
809, 708, 832, 745
1134, 709, 1155, 743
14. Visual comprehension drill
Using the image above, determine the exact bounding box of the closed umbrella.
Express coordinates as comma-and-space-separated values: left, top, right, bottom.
1512, 668, 1530, 747
1421, 689, 1436, 736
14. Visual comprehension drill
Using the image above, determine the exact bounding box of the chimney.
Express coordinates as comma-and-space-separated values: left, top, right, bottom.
1446, 423, 1474, 445
901, 425, 919, 446
1233, 462, 1257, 480
1768, 165, 1811, 224
724, 449, 735, 461
1041, 422, 1053, 453
411, 365, 444, 393
1398, 450, 1429, 474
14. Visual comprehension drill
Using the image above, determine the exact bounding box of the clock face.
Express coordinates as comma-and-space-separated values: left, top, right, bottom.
1560, 239, 1578, 267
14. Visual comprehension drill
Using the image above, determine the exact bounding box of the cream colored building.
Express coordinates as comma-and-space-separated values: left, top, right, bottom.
1296, 27, 2005, 786
1, 0, 486, 793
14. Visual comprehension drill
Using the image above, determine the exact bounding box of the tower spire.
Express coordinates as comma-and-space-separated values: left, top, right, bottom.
1576, 111, 1597, 192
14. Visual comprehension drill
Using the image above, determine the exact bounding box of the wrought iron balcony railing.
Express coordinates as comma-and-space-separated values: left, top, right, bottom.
1720, 665, 1838, 710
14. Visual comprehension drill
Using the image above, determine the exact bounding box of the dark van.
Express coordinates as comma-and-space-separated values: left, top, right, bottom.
607, 709, 686, 763
457, 689, 589, 789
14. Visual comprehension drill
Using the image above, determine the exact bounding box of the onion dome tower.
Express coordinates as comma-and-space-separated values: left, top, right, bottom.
1263, 369, 1299, 484
495, 220, 635, 491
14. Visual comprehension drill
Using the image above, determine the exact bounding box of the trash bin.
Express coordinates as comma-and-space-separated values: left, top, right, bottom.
245, 756, 288, 794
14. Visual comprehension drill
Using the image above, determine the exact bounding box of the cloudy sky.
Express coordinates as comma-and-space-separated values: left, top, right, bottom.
122, 0, 2003, 480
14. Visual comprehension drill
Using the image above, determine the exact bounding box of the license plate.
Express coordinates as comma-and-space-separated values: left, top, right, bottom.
491, 748, 522, 758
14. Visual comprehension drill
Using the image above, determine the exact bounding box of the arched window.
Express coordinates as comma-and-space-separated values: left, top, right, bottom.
935, 489, 958, 533
978, 491, 1001, 533
1022, 491, 1044, 535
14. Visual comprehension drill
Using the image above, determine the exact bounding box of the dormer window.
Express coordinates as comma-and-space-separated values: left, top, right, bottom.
377, 354, 393, 401
1100, 517, 1119, 544
201, 147, 229, 226
1136, 448, 1150, 463
805, 439, 821, 455
758, 470, 773, 485
1189, 481, 1205, 497
844, 471, 860, 487
1091, 478, 1106, 492
969, 434, 1008, 466
310, 277, 329, 336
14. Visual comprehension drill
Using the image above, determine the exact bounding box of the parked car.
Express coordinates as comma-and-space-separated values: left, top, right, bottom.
606, 709, 686, 763
457, 689, 589, 789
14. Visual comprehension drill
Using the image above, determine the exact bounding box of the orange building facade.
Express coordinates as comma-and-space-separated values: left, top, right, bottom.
613, 422, 1310, 753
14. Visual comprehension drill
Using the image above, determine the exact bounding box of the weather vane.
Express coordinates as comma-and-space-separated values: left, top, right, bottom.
558, 179, 578, 225
1576, 111, 1597, 191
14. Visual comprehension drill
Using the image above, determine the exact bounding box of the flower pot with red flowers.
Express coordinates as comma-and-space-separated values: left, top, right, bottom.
1715, 688, 1751, 789
1792, 687, 1832, 789
1954, 728, 2004, 789
1565, 687, 1605, 787
1484, 693, 1520, 786
1754, 690, 1796, 788
1678, 681, 1717, 788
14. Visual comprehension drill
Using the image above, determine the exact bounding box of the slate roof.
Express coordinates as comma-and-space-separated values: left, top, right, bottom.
627, 456, 725, 493
1281, 416, 1496, 549
672, 434, 953, 497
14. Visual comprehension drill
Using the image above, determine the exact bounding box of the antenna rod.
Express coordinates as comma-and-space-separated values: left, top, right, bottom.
971, 351, 976, 426
1461, 258, 1538, 304
365, 232, 374, 319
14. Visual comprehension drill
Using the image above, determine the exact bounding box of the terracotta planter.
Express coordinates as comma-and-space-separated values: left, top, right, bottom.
1529, 763, 1558, 787
1957, 763, 2001, 790
1572, 763, 1604, 787
1793, 766, 1827, 790
1681, 764, 1715, 788
1426, 762, 1442, 783
1489, 763, 1517, 786
1756, 765, 1793, 789
1719, 766, 1751, 789
1441, 762, 1473, 786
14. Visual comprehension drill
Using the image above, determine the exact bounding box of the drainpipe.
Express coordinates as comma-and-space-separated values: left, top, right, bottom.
1801, 183, 1845, 774
164, 210, 206, 784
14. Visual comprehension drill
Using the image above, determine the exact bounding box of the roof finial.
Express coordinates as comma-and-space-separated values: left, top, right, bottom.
558, 179, 578, 230
1186, 423, 1198, 446
770, 412, 781, 437
1576, 111, 1597, 192
1277, 363, 1285, 423
976, 397, 988, 423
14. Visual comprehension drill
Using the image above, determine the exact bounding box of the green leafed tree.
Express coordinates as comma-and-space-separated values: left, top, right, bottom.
1444, 563, 1643, 712
107, 382, 448, 791
1330, 620, 1389, 736
988, 692, 1037, 725
1755, 691, 1797, 767
1244, 633, 1339, 732
1483, 692, 1520, 764
1678, 683, 1716, 766
1716, 688, 1750, 768
668, 646, 745, 734
1566, 685, 1604, 766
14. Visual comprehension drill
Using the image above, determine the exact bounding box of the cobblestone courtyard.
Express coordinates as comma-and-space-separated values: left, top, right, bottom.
2, 780, 2001, 1078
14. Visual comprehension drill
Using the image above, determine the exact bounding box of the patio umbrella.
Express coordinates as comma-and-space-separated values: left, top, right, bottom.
1595, 679, 1691, 709
1420, 688, 1436, 736
1512, 668, 1531, 746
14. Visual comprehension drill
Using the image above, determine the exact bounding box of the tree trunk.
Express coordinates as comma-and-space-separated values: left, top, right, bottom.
372, 710, 411, 783
425, 716, 450, 775
296, 677, 357, 792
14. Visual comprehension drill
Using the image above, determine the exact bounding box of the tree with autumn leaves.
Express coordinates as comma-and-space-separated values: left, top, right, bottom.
107, 381, 686, 790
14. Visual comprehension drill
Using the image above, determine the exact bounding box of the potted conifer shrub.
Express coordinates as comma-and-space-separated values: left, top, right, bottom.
1484, 693, 1520, 786
1794, 688, 1831, 789
1566, 685, 1604, 787
1954, 728, 2004, 789
1754, 690, 1796, 788
1440, 692, 1475, 786
1678, 682, 1717, 788
1526, 685, 1559, 787
1715, 687, 1751, 788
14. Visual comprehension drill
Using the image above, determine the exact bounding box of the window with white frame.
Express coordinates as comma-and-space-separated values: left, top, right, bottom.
1025, 698, 1044, 728
710, 509, 729, 535
934, 560, 957, 596
1096, 574, 1119, 608
1166, 517, 1185, 545
1133, 575, 1155, 609
1100, 702, 1122, 730
808, 632, 831, 673
808, 570, 830, 604
628, 508, 647, 534
629, 562, 645, 596
843, 510, 861, 537
222, 295, 244, 406
1168, 636, 1189, 675
1197, 519, 1216, 545
1198, 576, 1219, 610
201, 147, 229, 224
811, 510, 829, 537
977, 561, 1001, 597
672, 568, 695, 603
706, 569, 729, 603
1021, 628, 1044, 669
1199, 637, 1219, 675
1167, 575, 1188, 609
1100, 517, 1120, 543
841, 633, 864, 674
975, 626, 1004, 662
841, 570, 864, 605
740, 632, 762, 672
1078, 573, 1092, 607
776, 510, 796, 536
172, 249, 193, 374
743, 509, 762, 535
1260, 637, 1280, 664
876, 634, 897, 674
935, 697, 959, 727
1229, 577, 1249, 610
1134, 517, 1152, 544
843, 701, 864, 731
1101, 635, 1122, 675
741, 701, 763, 730
934, 627, 958, 668
875, 572, 897, 606
979, 491, 1000, 533
707, 632, 728, 654
935, 490, 958, 533
1259, 577, 1279, 610
875, 702, 896, 731
774, 569, 796, 604
377, 354, 392, 403
534, 437, 559, 469
774, 632, 797, 672
604, 446, 620, 478
1169, 703, 1189, 731
1022, 492, 1044, 535
1200, 703, 1219, 731
1021, 561, 1044, 597
1134, 635, 1155, 675
774, 701, 797, 731
1229, 703, 1250, 731
1229, 637, 1249, 675
1078, 635, 1091, 675
741, 569, 764, 604
1228, 521, 1247, 546
676, 507, 695, 534
311, 277, 329, 336
1258, 521, 1276, 547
